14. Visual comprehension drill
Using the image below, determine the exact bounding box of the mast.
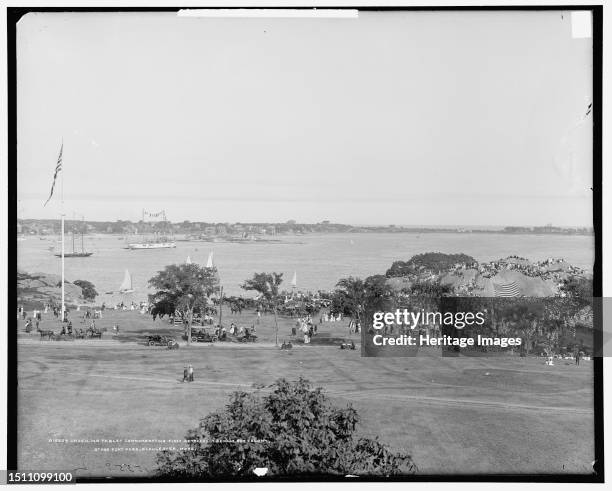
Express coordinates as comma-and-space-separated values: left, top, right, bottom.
218, 285, 224, 327
60, 141, 65, 321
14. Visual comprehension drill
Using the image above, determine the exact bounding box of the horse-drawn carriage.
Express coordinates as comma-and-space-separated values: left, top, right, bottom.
237, 330, 257, 343
146, 334, 179, 349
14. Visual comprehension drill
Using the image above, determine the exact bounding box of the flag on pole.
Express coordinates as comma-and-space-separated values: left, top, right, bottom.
44, 143, 63, 206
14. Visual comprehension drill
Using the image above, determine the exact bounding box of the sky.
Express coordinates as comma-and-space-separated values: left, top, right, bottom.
16, 10, 593, 226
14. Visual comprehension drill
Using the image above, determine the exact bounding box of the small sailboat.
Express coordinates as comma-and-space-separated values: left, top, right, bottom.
291, 271, 297, 288
119, 269, 135, 293
186, 255, 192, 264
206, 251, 214, 268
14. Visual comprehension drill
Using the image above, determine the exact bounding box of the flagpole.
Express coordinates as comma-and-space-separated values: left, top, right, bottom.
61, 140, 65, 322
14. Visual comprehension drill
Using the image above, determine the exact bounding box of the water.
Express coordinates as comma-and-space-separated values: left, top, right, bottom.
17, 232, 594, 301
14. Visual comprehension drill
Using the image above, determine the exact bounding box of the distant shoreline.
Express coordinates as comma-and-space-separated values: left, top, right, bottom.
17, 224, 594, 239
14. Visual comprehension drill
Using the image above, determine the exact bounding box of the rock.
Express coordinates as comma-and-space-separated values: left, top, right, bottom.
17, 270, 85, 304
20, 279, 46, 289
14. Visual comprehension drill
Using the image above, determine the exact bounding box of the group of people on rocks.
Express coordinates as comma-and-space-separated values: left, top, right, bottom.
477, 257, 585, 281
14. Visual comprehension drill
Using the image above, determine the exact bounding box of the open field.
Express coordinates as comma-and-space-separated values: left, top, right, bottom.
16, 310, 595, 478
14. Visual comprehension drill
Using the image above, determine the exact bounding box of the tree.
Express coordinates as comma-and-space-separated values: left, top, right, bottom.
148, 263, 220, 344
156, 378, 416, 477
362, 275, 397, 331
242, 272, 283, 346
559, 277, 593, 308
73, 280, 98, 301
385, 252, 477, 277
332, 277, 366, 325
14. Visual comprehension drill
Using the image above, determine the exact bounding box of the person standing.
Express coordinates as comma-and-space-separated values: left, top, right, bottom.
188, 364, 194, 382
575, 351, 581, 366
182, 366, 189, 383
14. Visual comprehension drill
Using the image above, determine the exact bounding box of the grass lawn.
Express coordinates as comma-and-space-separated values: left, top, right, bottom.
16, 310, 595, 478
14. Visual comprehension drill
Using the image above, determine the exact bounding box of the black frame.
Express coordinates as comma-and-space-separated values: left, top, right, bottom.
6, 5, 604, 483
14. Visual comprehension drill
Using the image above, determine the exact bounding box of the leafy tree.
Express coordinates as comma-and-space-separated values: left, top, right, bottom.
242, 272, 283, 346
156, 378, 416, 477
73, 280, 98, 301
559, 277, 593, 307
360, 275, 398, 332
363, 275, 394, 312
148, 263, 220, 344
386, 252, 476, 277
332, 276, 366, 324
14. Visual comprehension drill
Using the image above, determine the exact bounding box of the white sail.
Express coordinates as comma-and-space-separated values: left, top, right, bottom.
291, 271, 297, 287
186, 256, 192, 264
119, 269, 133, 292
206, 251, 214, 268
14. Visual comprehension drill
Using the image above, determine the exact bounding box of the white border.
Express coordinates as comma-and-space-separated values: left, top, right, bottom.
1, 2, 608, 490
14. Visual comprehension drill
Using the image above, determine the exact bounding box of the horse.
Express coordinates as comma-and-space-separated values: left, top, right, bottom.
37, 328, 54, 340
230, 304, 242, 315
87, 327, 106, 339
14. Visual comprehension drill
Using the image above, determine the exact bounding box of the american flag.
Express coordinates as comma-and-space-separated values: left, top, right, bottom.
493, 281, 521, 298
43, 143, 63, 206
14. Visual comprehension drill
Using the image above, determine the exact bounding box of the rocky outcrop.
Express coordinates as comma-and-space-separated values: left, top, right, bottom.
17, 270, 85, 306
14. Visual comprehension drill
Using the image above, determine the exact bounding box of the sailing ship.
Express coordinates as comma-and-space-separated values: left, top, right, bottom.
127, 209, 176, 249
119, 269, 135, 293
55, 217, 93, 257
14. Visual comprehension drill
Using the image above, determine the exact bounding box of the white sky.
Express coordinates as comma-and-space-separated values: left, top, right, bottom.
17, 10, 593, 226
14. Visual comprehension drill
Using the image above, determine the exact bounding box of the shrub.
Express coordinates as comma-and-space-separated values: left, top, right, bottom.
156, 378, 416, 478
73, 280, 98, 300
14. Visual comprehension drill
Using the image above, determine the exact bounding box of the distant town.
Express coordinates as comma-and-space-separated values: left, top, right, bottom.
16, 219, 594, 238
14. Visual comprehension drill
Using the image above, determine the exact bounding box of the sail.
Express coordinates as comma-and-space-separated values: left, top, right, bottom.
186, 256, 192, 264
119, 269, 133, 292
291, 271, 297, 288
206, 251, 214, 268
